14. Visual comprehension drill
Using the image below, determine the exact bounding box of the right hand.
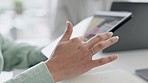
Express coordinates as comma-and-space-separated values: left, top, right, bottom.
46, 21, 119, 82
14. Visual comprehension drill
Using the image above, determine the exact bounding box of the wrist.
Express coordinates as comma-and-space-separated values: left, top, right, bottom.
45, 59, 61, 82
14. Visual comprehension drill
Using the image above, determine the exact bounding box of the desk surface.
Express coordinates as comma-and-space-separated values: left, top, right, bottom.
94, 49, 148, 82
100, 49, 148, 74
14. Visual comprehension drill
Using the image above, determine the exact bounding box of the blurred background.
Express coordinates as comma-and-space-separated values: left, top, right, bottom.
0, 0, 147, 45
0, 0, 51, 46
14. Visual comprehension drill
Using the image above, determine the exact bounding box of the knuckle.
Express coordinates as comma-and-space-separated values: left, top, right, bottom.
97, 43, 104, 49
71, 37, 81, 43
78, 45, 88, 52
65, 27, 71, 33
99, 58, 106, 64
96, 35, 103, 41
106, 33, 111, 38
109, 38, 115, 43
78, 44, 85, 49
108, 56, 112, 62
65, 30, 69, 34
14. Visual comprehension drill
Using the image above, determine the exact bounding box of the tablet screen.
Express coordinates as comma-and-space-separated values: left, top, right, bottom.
85, 15, 124, 40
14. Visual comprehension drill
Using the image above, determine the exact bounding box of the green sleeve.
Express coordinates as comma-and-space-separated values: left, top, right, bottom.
0, 34, 47, 71
4, 62, 54, 83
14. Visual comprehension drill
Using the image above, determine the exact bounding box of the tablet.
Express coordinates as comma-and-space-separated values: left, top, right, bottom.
42, 11, 132, 58
85, 11, 132, 40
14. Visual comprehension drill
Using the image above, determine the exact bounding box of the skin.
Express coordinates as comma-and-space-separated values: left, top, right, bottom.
46, 21, 119, 82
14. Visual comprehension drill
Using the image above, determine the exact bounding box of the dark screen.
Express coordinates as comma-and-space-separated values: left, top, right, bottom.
103, 2, 148, 52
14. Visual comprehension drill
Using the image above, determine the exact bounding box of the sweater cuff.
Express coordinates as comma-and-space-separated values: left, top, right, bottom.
6, 62, 55, 83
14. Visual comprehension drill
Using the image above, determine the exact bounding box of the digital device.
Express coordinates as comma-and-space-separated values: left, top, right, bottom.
103, 2, 148, 52
136, 68, 148, 81
84, 11, 132, 40
41, 11, 132, 58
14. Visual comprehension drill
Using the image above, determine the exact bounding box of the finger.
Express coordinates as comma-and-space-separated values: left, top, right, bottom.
60, 21, 73, 42
92, 55, 118, 67
93, 36, 119, 54
87, 32, 113, 47
78, 36, 86, 42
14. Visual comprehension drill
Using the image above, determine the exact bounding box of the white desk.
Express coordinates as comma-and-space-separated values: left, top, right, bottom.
100, 49, 148, 74
91, 49, 148, 83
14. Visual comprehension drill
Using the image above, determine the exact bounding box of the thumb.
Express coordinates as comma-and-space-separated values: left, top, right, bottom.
60, 21, 73, 42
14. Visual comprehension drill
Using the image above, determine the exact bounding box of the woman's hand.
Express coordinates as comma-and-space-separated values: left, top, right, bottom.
46, 21, 119, 82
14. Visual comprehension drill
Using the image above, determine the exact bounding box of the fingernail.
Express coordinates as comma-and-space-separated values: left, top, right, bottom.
66, 21, 70, 25
110, 55, 118, 60
108, 32, 113, 36
66, 21, 68, 26
64, 21, 69, 33
66, 21, 70, 22
115, 36, 119, 40
112, 54, 118, 58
